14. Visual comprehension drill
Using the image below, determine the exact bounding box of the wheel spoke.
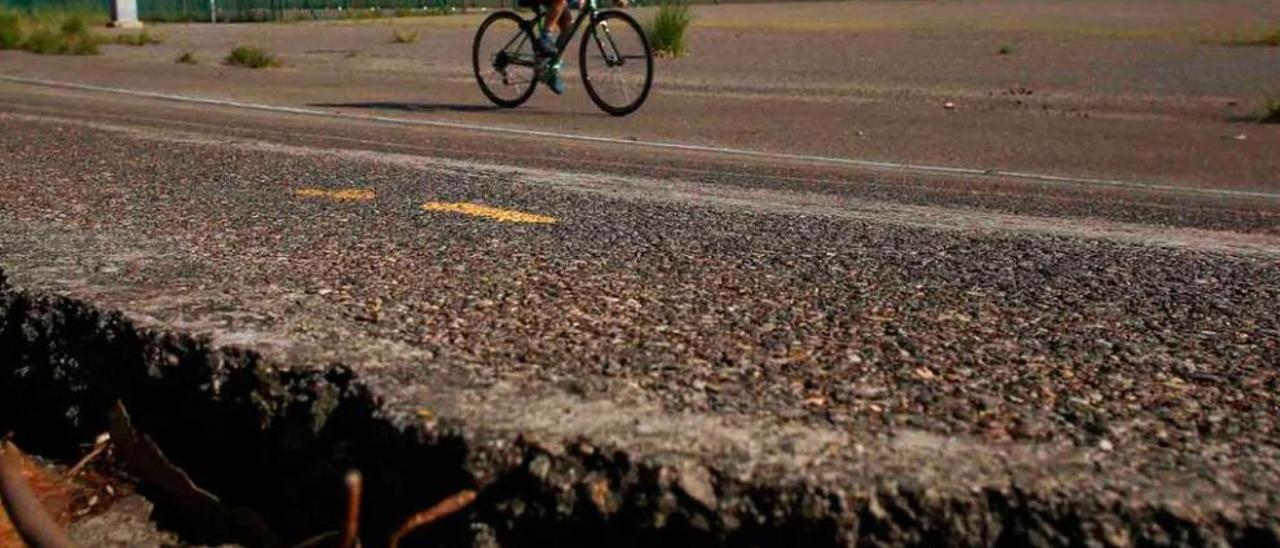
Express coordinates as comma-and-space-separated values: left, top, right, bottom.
612, 68, 632, 106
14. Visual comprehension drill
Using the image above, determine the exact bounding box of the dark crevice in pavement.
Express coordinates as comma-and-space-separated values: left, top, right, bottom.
0, 265, 844, 546
0, 267, 475, 545
3, 268, 1278, 546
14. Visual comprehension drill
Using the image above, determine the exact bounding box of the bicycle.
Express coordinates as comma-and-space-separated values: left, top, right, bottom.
471, 0, 654, 116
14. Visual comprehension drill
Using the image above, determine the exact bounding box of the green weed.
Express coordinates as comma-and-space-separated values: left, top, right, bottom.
176, 50, 197, 63
0, 9, 25, 49
116, 29, 162, 45
0, 8, 101, 54
1262, 93, 1280, 123
60, 13, 88, 34
1212, 26, 1280, 47
226, 45, 279, 68
646, 0, 691, 57
348, 8, 384, 19
1255, 28, 1280, 47
390, 28, 418, 43
21, 26, 63, 53
30, 8, 108, 30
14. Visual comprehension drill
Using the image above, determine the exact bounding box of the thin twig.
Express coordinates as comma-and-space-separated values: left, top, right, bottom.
340, 470, 363, 548
0, 440, 75, 548
66, 432, 111, 478
387, 489, 478, 548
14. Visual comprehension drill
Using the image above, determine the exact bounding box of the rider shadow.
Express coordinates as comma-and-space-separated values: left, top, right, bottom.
310, 102, 504, 113
310, 102, 600, 117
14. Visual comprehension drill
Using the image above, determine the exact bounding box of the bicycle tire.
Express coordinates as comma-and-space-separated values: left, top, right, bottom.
578, 9, 653, 116
473, 11, 540, 109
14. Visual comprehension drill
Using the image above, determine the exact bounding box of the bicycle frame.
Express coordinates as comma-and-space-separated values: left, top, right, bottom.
487, 0, 617, 76
526, 0, 602, 66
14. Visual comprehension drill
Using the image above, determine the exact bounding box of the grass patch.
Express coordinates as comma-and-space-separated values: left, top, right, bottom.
59, 13, 88, 35
226, 45, 279, 68
390, 28, 418, 43
21, 26, 64, 53
0, 9, 24, 49
646, 0, 692, 57
1262, 93, 1280, 124
0, 9, 101, 55
1211, 26, 1280, 47
348, 8, 384, 20
1252, 28, 1280, 47
998, 43, 1014, 55
176, 50, 197, 63
392, 6, 452, 18
115, 29, 161, 46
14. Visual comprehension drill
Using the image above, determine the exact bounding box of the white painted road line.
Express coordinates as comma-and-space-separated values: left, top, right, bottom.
3, 74, 1278, 201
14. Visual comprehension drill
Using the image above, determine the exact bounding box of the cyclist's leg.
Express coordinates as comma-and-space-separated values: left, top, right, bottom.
532, 0, 566, 54
554, 5, 572, 48
544, 0, 569, 39
533, 0, 568, 93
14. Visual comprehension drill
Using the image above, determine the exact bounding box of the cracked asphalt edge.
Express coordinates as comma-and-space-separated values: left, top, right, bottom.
4, 245, 1277, 546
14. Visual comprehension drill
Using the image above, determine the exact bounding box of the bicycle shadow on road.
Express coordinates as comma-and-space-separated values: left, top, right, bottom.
310, 102, 580, 117
311, 102, 501, 113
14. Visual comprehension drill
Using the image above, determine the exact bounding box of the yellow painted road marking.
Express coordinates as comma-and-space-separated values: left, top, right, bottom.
295, 188, 376, 201
421, 202, 557, 224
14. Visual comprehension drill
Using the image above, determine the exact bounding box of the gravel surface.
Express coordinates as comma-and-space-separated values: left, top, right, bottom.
5, 114, 1277, 448
4, 83, 1279, 238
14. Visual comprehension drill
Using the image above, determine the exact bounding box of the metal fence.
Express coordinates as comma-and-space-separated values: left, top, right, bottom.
140, 0, 508, 23
2, 0, 508, 22
137, 0, 490, 23
3, 0, 613, 23
0, 0, 110, 14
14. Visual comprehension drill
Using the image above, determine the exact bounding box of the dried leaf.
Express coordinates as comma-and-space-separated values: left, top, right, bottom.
108, 402, 221, 510
1, 441, 78, 548
108, 401, 276, 546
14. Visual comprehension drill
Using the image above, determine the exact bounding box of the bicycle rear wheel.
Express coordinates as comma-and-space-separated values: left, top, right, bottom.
473, 11, 540, 108
579, 10, 653, 116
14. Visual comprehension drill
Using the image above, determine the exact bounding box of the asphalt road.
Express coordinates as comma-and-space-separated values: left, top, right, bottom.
1, 74, 1279, 544
4, 0, 1280, 193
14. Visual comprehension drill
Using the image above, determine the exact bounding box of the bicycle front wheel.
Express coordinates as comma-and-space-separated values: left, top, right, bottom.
579, 10, 653, 116
473, 11, 539, 108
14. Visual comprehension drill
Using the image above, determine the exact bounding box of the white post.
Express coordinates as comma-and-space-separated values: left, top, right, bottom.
210, 0, 217, 23
110, 0, 144, 28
